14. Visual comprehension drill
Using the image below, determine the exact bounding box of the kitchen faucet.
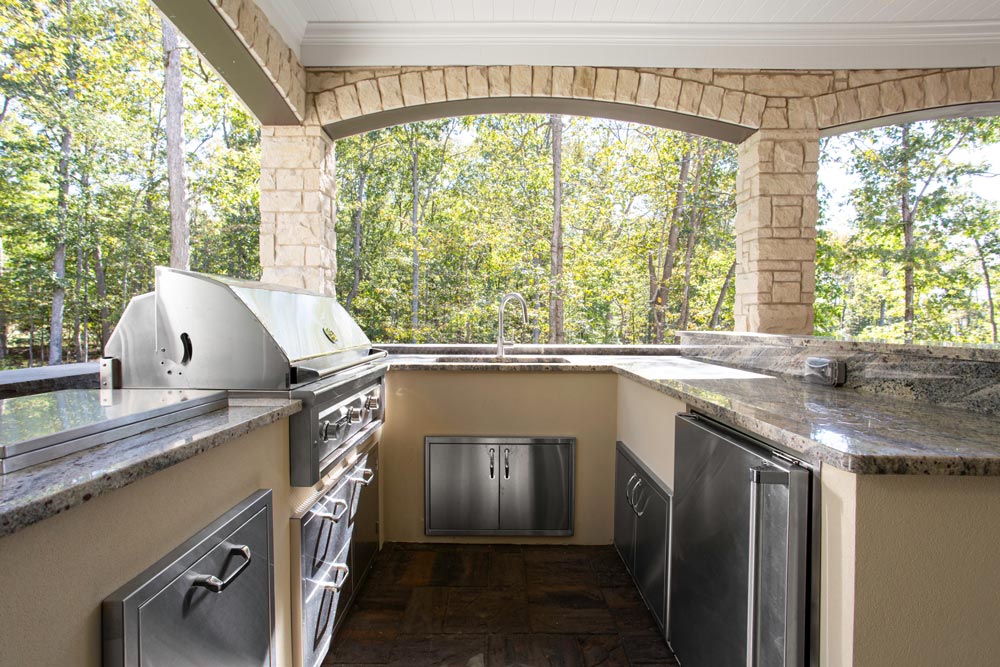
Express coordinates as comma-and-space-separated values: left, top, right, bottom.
497, 293, 528, 358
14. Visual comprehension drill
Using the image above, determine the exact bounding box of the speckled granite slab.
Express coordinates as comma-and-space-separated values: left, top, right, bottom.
387, 354, 1000, 476
0, 397, 300, 538
677, 331, 1000, 417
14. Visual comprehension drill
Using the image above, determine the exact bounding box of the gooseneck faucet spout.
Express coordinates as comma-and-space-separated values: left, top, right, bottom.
497, 293, 528, 358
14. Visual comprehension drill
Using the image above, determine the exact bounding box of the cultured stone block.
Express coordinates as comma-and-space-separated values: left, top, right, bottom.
355, 79, 383, 115
635, 73, 659, 106
488, 66, 511, 96
970, 68, 994, 101
879, 80, 905, 115
699, 85, 724, 119
787, 98, 817, 129
615, 69, 640, 103
532, 66, 553, 96
741, 94, 766, 127
720, 91, 745, 124
924, 73, 948, 107
594, 68, 618, 101
677, 81, 704, 114
572, 67, 596, 97
422, 69, 447, 103
857, 85, 882, 119
946, 69, 972, 105
552, 67, 574, 97
511, 65, 532, 96
400, 72, 426, 105
901, 77, 924, 111
444, 68, 468, 100
334, 85, 362, 119
378, 76, 404, 109
713, 73, 745, 90
467, 67, 489, 98
656, 77, 681, 110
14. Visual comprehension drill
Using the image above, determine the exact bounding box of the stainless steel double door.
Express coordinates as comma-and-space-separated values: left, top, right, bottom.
425, 437, 574, 535
671, 415, 810, 667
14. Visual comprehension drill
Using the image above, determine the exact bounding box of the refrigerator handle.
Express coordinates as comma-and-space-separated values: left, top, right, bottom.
747, 464, 809, 667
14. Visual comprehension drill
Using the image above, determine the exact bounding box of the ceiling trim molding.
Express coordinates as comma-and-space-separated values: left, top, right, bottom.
300, 20, 1000, 68
253, 0, 308, 57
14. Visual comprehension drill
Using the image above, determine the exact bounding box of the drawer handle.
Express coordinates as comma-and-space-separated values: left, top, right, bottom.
625, 473, 639, 504
191, 545, 251, 593
630, 478, 644, 512
313, 498, 349, 523
352, 468, 375, 486
307, 563, 350, 601
504, 448, 510, 479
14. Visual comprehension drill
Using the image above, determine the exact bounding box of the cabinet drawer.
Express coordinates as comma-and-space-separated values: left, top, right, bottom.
300, 478, 354, 581
301, 541, 351, 667
103, 491, 274, 667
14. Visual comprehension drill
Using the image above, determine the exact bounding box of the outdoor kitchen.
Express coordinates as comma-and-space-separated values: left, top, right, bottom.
2, 2, 1000, 667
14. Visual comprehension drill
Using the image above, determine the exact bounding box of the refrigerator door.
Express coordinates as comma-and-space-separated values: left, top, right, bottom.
671, 415, 809, 667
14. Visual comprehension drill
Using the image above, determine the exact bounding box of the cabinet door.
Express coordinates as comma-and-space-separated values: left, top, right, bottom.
614, 447, 640, 572
426, 442, 499, 533
499, 443, 573, 533
633, 478, 670, 629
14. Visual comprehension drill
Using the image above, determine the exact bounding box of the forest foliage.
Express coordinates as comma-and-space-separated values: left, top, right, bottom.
2, 1, 999, 369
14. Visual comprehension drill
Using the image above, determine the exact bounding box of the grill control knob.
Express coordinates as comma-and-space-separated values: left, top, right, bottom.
364, 395, 380, 411
320, 420, 336, 441
348, 406, 364, 423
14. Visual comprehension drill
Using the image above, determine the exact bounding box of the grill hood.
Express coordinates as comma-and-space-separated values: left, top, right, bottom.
105, 267, 382, 390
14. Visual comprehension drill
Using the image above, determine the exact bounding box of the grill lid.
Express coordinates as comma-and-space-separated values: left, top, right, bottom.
106, 267, 379, 390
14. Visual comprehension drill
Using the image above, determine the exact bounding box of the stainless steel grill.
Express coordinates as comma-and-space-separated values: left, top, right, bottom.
104, 267, 386, 486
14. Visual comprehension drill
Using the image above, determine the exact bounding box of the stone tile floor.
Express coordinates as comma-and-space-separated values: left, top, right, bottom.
325, 543, 678, 667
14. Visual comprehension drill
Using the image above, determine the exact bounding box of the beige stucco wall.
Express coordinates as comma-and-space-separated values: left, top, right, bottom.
820, 463, 858, 667
0, 420, 294, 667
852, 473, 1000, 666
380, 370, 618, 544
615, 376, 686, 488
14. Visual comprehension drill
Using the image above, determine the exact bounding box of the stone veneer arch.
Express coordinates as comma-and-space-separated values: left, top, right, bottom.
309, 66, 766, 143
261, 65, 1000, 333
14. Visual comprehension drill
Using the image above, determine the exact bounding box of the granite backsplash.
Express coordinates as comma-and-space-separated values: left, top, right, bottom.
677, 331, 1000, 417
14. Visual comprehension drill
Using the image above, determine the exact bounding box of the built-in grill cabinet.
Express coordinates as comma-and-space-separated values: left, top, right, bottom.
104, 267, 387, 487
102, 490, 275, 667
291, 438, 380, 667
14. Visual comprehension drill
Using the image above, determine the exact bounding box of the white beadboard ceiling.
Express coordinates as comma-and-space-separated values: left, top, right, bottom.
254, 0, 1000, 69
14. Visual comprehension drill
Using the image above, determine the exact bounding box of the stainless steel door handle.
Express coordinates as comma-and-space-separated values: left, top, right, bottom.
630, 478, 644, 510
191, 545, 251, 593
489, 448, 495, 479
747, 464, 807, 667
352, 468, 375, 486
504, 448, 510, 479
625, 473, 639, 503
306, 563, 350, 601
312, 497, 348, 523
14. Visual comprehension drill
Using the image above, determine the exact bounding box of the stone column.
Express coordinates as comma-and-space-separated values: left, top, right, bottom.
734, 129, 819, 334
259, 125, 337, 295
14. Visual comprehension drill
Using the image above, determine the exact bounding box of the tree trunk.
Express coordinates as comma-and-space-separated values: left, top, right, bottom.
710, 261, 736, 329
548, 114, 565, 343
345, 166, 367, 312
900, 124, 915, 343
93, 244, 110, 348
161, 17, 190, 270
975, 237, 998, 343
72, 245, 83, 361
650, 137, 692, 343
49, 0, 76, 365
678, 142, 708, 331
49, 123, 71, 365
0, 309, 7, 360
410, 134, 419, 335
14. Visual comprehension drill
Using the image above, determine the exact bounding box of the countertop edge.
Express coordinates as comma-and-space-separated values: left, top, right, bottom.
0, 399, 301, 539
385, 358, 1000, 477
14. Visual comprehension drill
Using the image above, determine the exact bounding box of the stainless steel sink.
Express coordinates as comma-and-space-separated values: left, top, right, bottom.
433, 355, 571, 364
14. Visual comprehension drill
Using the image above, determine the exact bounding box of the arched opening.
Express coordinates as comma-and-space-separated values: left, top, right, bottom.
817, 109, 1000, 344
324, 97, 756, 144
332, 113, 739, 344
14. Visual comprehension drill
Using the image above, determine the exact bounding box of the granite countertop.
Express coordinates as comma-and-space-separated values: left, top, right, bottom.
386, 354, 1000, 476
0, 397, 300, 538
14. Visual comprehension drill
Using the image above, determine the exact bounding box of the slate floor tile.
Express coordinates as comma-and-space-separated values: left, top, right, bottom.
387, 635, 489, 667
444, 588, 530, 634
488, 633, 585, 667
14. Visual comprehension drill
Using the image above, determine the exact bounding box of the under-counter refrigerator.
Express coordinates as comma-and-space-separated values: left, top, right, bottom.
671, 414, 813, 667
